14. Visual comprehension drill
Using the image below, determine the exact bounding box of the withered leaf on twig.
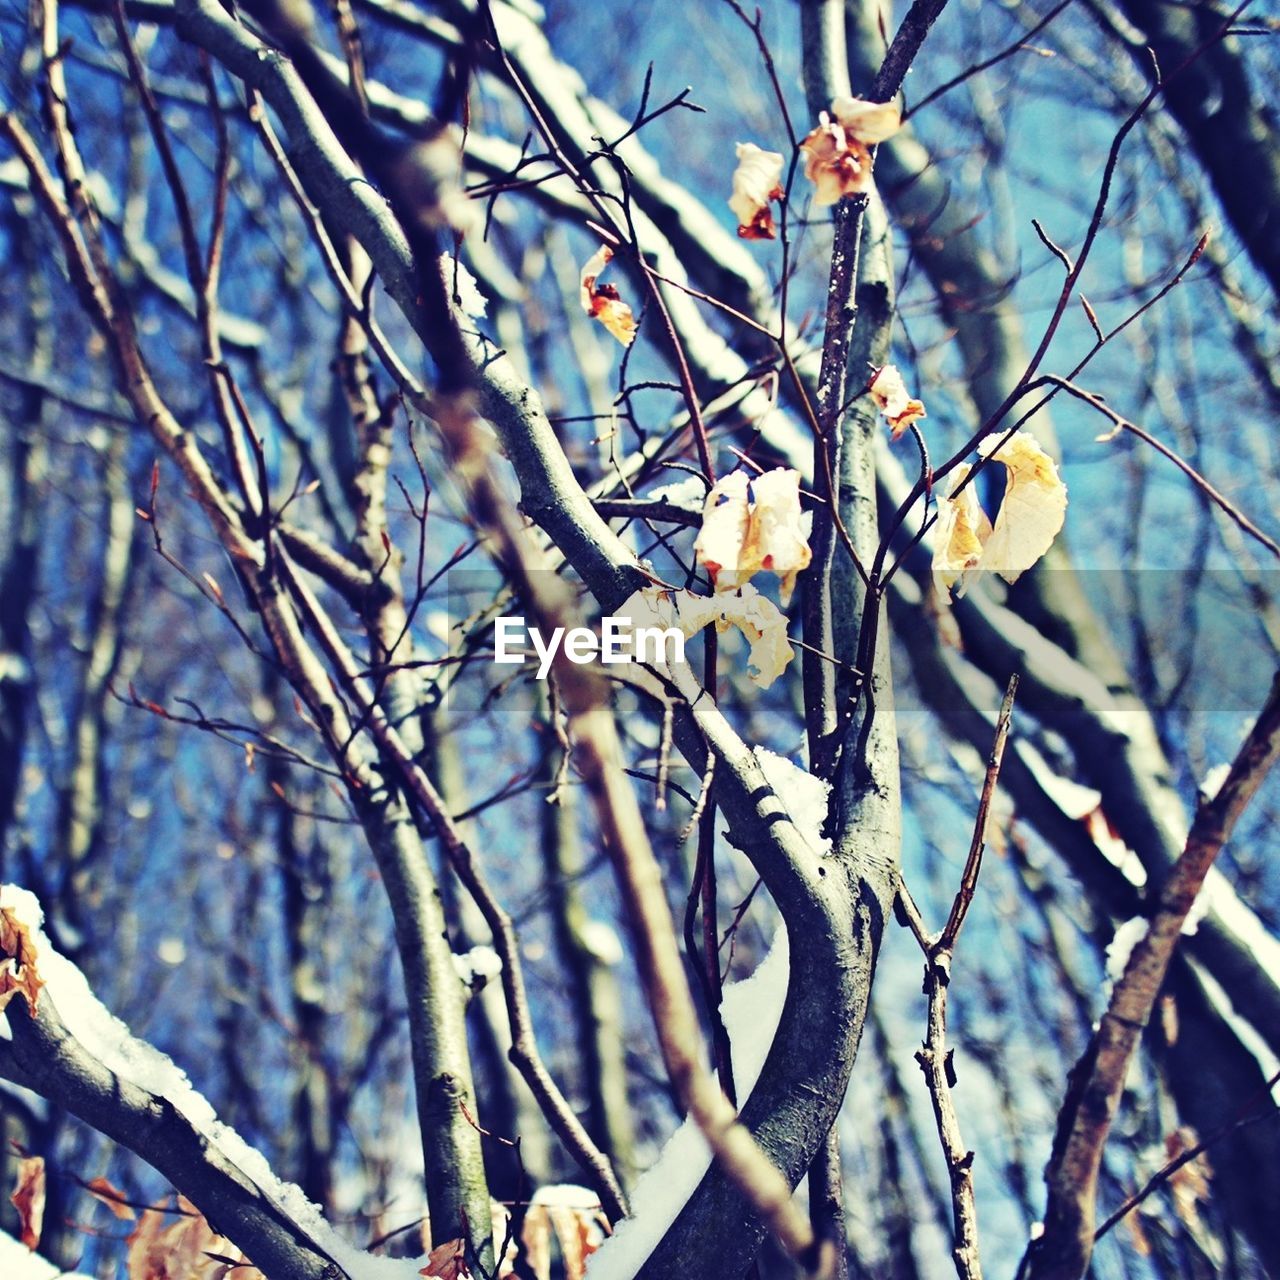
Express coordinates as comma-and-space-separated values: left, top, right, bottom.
9, 1155, 45, 1250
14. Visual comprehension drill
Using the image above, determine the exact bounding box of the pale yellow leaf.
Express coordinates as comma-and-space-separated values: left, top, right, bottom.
675, 585, 794, 688
931, 464, 990, 590
869, 364, 927, 440
976, 431, 1067, 583
728, 142, 784, 240
830, 96, 902, 143
693, 471, 752, 589
741, 468, 812, 605
519, 1186, 609, 1280
693, 468, 811, 603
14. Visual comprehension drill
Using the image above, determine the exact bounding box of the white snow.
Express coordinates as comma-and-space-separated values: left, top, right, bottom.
0, 885, 423, 1280
0, 1230, 93, 1280
753, 749, 832, 857
1188, 957, 1280, 1105
531, 1183, 601, 1209
579, 920, 625, 967
441, 254, 487, 318
452, 945, 503, 985
1191, 869, 1280, 979
645, 474, 706, 512
1200, 762, 1231, 801
586, 924, 791, 1279
1105, 917, 1149, 983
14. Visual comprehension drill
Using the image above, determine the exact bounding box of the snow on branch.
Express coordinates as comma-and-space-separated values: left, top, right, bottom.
587, 924, 791, 1279
0, 886, 418, 1280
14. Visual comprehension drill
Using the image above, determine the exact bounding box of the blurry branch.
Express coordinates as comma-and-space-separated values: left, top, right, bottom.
905, 0, 1073, 118
0, 116, 250, 556
429, 717, 555, 1198
534, 696, 634, 1179
0, 205, 51, 866
0, 131, 266, 352
1025, 672, 1280, 1280
869, 1011, 953, 1273
0, 992, 349, 1280
110, 0, 264, 516
1092, 1068, 1280, 1243
1108, 0, 1280, 298
54, 435, 140, 916
268, 727, 339, 1212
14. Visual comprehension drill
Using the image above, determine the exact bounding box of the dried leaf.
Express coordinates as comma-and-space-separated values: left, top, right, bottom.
932, 433, 1066, 594
743, 469, 812, 604
0, 906, 45, 1016
728, 142, 784, 240
830, 96, 902, 143
976, 431, 1068, 584
86, 1175, 137, 1222
693, 470, 751, 587
519, 1187, 609, 1280
420, 1238, 470, 1280
9, 1155, 45, 1250
931, 465, 990, 590
1166, 1127, 1212, 1232
579, 246, 637, 347
869, 364, 927, 440
800, 98, 899, 206
675, 585, 795, 688
694, 468, 811, 604
800, 115, 872, 206
126, 1197, 265, 1280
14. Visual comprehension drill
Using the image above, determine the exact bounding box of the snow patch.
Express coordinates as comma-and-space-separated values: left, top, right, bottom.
1199, 762, 1231, 801
1188, 957, 1280, 1105
579, 920, 625, 967
586, 924, 790, 1279
0, 1230, 93, 1280
532, 1183, 601, 1209
441, 254, 487, 318
1105, 917, 1148, 983
753, 749, 831, 857
645, 474, 707, 512
452, 945, 503, 985
1193, 869, 1280, 978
